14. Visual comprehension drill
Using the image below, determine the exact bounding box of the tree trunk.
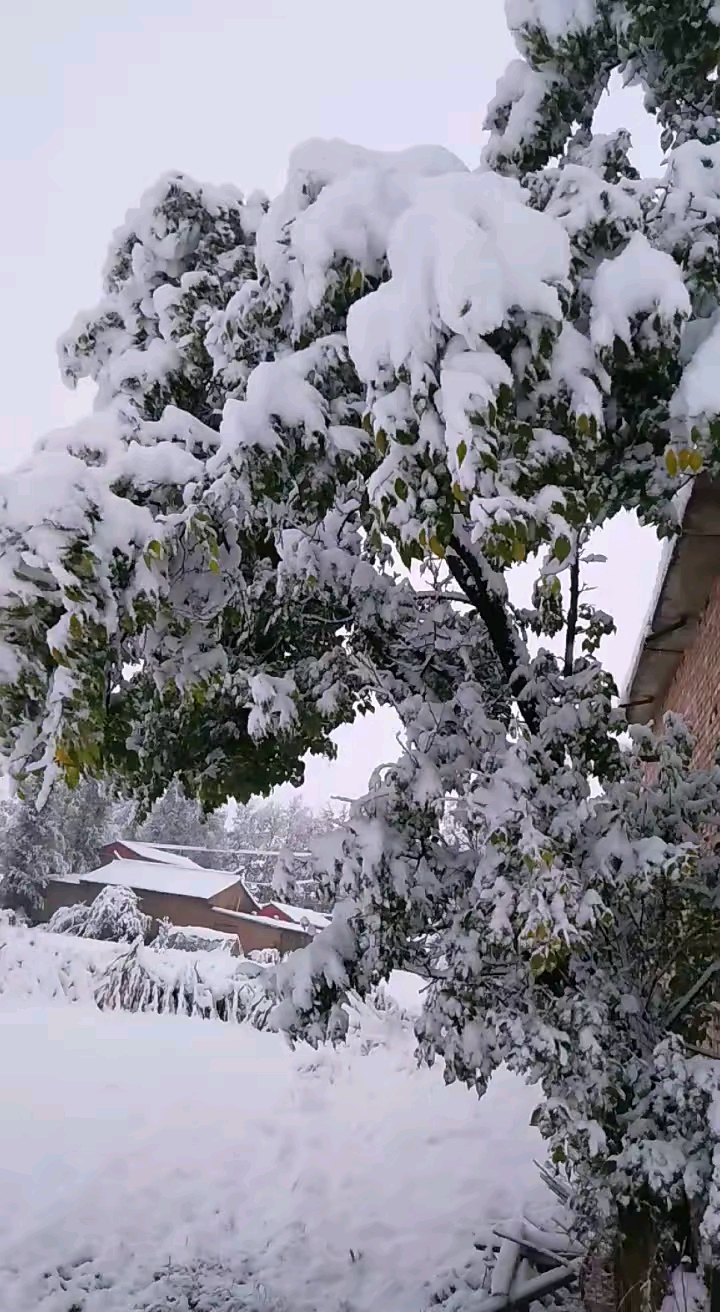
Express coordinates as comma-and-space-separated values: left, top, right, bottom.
583, 1203, 704, 1312
614, 1210, 665, 1312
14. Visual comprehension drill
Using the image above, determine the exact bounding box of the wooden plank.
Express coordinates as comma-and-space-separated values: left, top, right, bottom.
467, 1256, 582, 1312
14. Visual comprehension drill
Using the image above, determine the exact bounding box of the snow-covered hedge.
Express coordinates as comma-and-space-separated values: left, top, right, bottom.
154, 918, 239, 954
0, 921, 269, 1023
95, 938, 272, 1025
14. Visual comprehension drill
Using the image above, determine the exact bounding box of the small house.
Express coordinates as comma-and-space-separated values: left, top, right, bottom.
42, 841, 313, 955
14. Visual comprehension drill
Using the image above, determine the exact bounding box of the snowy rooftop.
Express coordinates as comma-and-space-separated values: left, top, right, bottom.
211, 907, 309, 935
111, 840, 203, 869
81, 858, 239, 901
624, 476, 720, 724
270, 901, 331, 930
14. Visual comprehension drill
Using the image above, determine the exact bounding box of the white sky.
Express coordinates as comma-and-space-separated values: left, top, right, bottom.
2, 0, 666, 809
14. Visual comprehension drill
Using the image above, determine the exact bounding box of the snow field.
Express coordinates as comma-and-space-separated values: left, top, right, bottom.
0, 927, 552, 1312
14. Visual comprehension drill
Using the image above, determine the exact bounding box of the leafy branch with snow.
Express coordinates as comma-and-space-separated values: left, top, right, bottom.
2, 0, 720, 1301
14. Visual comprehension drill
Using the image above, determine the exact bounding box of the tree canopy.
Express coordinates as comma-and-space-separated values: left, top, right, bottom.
2, 0, 720, 1281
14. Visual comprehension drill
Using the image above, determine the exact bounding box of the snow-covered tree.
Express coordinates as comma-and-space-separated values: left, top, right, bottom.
0, 778, 68, 917
0, 776, 116, 917
47, 884, 150, 942
3, 0, 720, 1297
90, 885, 150, 943
46, 899, 94, 938
227, 797, 343, 906
137, 778, 223, 866
58, 776, 115, 873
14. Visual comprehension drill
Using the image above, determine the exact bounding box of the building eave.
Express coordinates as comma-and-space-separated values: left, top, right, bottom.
624, 476, 720, 726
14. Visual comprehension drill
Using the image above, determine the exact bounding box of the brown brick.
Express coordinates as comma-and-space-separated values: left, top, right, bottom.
661, 574, 720, 767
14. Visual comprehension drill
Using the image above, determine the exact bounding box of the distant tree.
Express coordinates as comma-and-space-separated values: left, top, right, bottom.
106, 795, 140, 844
0, 779, 67, 918
137, 779, 224, 867
59, 778, 115, 873
228, 797, 343, 908
227, 796, 330, 852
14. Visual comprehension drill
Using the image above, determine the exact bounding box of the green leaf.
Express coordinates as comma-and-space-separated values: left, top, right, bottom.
553, 535, 571, 563
456, 440, 467, 466
394, 477, 408, 501
69, 614, 82, 640
665, 448, 678, 477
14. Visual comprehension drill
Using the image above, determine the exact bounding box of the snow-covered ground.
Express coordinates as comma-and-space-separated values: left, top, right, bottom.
0, 927, 553, 1312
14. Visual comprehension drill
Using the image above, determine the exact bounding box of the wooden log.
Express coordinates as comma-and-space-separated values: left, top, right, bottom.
469, 1257, 582, 1312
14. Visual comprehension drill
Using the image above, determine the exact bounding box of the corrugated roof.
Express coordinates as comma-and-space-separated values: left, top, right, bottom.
80, 858, 239, 900
211, 907, 309, 934
270, 902, 330, 930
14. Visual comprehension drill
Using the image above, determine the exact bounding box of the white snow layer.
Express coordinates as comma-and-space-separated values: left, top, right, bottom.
0, 926, 552, 1312
111, 839, 204, 868
269, 901, 332, 930
591, 233, 691, 349
347, 169, 568, 385
671, 316, 720, 421
505, 0, 597, 40
78, 856, 240, 900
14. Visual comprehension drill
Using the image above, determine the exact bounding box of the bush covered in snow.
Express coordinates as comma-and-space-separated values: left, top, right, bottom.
154, 918, 239, 954
48, 885, 151, 944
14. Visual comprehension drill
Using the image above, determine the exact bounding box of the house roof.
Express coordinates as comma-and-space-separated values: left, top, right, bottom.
624, 476, 720, 725
269, 901, 331, 930
108, 840, 202, 869
80, 858, 241, 901
211, 906, 310, 934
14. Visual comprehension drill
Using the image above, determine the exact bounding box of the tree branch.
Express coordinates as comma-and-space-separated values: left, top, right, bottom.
447, 534, 540, 735
563, 548, 580, 677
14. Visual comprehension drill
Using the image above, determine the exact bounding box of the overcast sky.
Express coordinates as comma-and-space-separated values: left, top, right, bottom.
2, 0, 666, 808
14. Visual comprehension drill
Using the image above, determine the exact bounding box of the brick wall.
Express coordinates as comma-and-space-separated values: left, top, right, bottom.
661, 574, 720, 766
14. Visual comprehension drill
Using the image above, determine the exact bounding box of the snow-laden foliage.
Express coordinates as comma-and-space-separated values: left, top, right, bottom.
48, 884, 151, 943
3, 0, 720, 1284
0, 920, 271, 1025
94, 936, 272, 1024
1, 776, 67, 916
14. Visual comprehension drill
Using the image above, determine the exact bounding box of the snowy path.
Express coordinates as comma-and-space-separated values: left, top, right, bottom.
0, 993, 551, 1310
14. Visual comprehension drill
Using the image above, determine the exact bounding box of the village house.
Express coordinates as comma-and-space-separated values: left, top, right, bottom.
624, 474, 720, 761
42, 839, 325, 956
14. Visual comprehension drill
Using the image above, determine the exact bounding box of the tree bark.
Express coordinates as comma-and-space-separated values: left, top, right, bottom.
447, 535, 541, 735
